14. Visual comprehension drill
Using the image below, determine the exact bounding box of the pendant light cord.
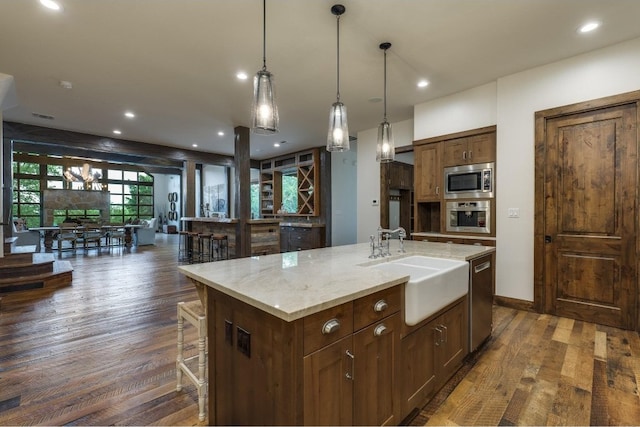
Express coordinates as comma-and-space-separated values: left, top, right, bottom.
262, 0, 267, 71
383, 47, 387, 121
336, 14, 341, 102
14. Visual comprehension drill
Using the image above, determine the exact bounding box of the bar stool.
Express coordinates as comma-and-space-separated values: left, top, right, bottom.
176, 300, 207, 421
211, 234, 229, 261
178, 231, 191, 262
197, 233, 212, 263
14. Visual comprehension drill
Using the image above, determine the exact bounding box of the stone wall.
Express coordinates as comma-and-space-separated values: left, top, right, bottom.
43, 189, 110, 225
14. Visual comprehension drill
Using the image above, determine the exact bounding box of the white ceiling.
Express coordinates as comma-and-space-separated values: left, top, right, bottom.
2, 0, 640, 160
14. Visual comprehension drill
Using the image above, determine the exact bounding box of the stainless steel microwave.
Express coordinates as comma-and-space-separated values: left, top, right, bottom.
446, 200, 491, 234
444, 162, 494, 199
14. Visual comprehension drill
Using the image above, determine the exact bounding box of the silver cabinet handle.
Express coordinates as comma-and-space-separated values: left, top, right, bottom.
435, 186, 440, 195
322, 318, 341, 335
474, 261, 491, 273
469, 150, 472, 160
463, 151, 467, 160
345, 350, 355, 380
374, 324, 387, 337
440, 324, 448, 344
373, 299, 388, 313
434, 326, 443, 346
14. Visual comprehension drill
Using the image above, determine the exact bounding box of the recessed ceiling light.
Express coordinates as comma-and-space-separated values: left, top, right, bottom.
273, 142, 280, 147
124, 111, 135, 118
59, 80, 72, 89
578, 21, 600, 33
236, 72, 248, 80
192, 143, 198, 148
368, 97, 383, 103
417, 80, 429, 88
40, 0, 62, 10
218, 131, 225, 136
113, 130, 122, 135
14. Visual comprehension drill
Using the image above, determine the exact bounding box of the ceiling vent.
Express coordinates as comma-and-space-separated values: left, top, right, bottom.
32, 112, 55, 120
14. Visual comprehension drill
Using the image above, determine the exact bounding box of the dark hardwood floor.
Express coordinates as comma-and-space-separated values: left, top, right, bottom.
0, 234, 203, 426
1, 235, 639, 426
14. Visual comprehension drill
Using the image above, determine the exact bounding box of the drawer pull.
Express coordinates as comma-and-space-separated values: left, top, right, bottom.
474, 261, 491, 273
373, 299, 388, 313
322, 318, 341, 335
374, 324, 387, 337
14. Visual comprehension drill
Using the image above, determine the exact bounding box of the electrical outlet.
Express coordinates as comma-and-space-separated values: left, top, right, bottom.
237, 326, 251, 358
507, 208, 520, 218
372, 199, 379, 206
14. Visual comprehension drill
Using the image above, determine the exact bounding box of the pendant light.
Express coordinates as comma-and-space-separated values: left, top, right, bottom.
326, 4, 349, 152
251, 0, 279, 134
376, 42, 395, 163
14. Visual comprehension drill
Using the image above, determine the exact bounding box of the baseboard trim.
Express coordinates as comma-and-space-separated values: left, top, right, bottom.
494, 295, 535, 312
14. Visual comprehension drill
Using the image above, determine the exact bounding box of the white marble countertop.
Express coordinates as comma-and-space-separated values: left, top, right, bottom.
178, 240, 495, 322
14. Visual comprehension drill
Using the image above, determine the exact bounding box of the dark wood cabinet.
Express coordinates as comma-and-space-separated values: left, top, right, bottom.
442, 132, 496, 167
414, 142, 442, 201
400, 297, 468, 416
387, 162, 413, 190
280, 225, 326, 252
206, 281, 471, 425
303, 335, 354, 425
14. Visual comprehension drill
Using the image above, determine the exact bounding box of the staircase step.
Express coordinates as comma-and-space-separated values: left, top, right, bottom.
0, 260, 73, 293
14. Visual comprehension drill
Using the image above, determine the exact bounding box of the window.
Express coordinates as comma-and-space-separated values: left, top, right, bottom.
12, 153, 154, 227
281, 172, 298, 214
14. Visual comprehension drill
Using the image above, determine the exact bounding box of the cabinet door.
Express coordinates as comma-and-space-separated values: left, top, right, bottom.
442, 139, 468, 167
400, 318, 437, 417
304, 335, 354, 426
435, 298, 468, 388
467, 133, 496, 164
414, 142, 442, 201
353, 313, 401, 426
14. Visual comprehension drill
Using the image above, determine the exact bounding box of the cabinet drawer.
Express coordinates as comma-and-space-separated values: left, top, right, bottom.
353, 287, 401, 331
303, 302, 353, 355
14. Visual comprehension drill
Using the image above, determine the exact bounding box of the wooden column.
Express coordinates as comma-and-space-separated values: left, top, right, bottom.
183, 160, 196, 217
234, 126, 251, 258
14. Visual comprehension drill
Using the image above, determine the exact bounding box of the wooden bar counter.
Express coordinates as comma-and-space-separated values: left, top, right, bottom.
181, 217, 281, 258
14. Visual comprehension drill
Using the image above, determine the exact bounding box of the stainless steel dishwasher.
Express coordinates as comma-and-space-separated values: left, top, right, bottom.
469, 253, 494, 351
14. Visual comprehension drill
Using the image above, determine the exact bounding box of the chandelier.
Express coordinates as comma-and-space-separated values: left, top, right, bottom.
63, 163, 102, 189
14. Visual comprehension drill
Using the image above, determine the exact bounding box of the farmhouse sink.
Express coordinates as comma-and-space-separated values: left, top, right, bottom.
371, 256, 469, 326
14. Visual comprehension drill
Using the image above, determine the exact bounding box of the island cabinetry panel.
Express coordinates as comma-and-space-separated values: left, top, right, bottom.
400, 296, 468, 416
442, 131, 496, 167
414, 142, 442, 201
208, 284, 402, 425
212, 290, 303, 426
303, 287, 402, 426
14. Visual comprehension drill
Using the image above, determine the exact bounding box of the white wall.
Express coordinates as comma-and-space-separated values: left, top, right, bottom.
152, 173, 181, 227
356, 119, 414, 243
414, 82, 497, 140
411, 36, 640, 302
331, 142, 358, 246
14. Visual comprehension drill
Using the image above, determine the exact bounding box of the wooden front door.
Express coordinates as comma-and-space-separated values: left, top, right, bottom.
538, 100, 637, 329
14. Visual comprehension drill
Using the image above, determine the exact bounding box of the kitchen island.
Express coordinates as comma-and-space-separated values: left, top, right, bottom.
179, 240, 495, 425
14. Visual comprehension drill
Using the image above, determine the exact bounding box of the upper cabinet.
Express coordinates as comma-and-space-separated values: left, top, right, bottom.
442, 131, 496, 167
414, 142, 442, 201
387, 161, 414, 190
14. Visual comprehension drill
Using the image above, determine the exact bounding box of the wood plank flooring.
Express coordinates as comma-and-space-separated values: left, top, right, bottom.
1, 235, 639, 426
0, 234, 203, 426
409, 303, 640, 426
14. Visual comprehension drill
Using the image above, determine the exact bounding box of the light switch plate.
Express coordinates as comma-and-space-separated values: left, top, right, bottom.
508, 208, 520, 218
